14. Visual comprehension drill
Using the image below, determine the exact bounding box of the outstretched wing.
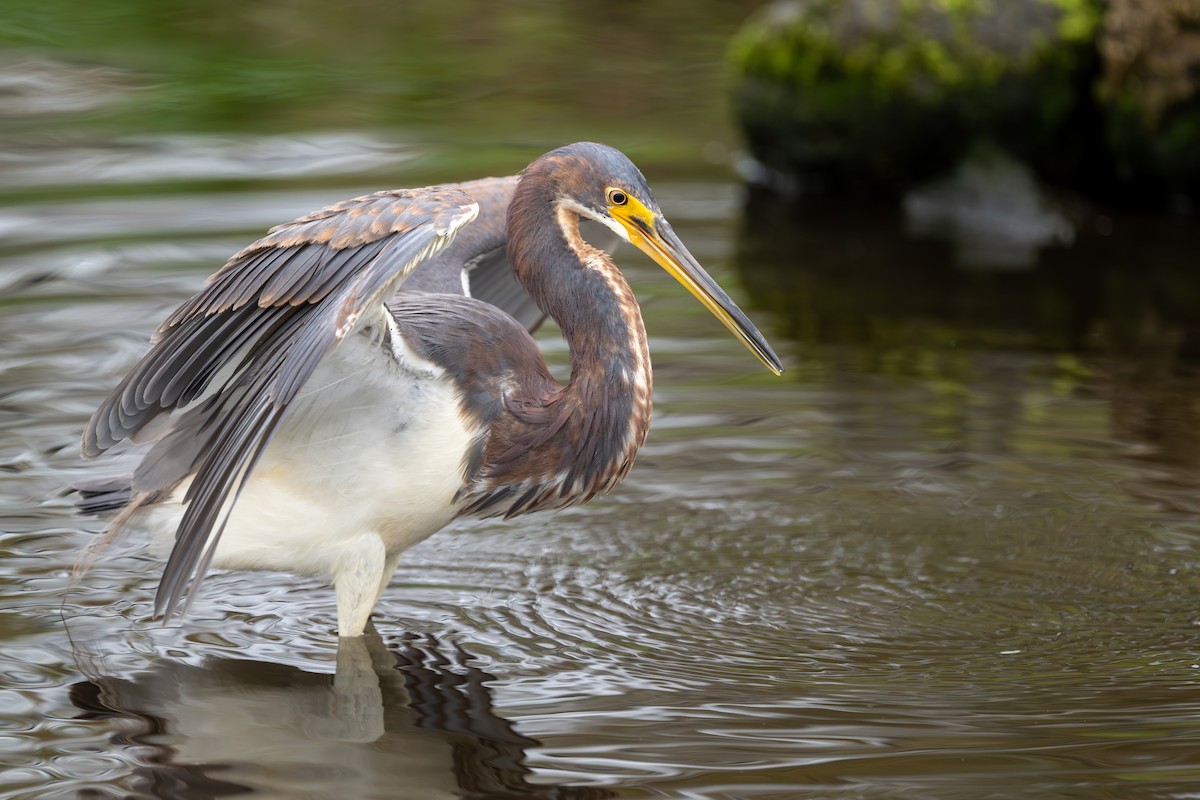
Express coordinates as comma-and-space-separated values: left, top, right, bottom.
81, 187, 478, 620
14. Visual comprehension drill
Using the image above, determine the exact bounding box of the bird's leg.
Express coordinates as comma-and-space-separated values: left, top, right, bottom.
332, 533, 388, 638
373, 553, 404, 611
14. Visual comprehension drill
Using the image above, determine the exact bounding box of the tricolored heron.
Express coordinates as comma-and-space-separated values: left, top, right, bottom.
79, 142, 783, 637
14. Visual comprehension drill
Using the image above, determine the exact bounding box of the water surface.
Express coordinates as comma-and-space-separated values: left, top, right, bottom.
4, 40, 1200, 800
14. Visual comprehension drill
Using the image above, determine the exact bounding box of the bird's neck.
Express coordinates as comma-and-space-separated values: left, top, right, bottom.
546, 203, 651, 387
490, 191, 653, 511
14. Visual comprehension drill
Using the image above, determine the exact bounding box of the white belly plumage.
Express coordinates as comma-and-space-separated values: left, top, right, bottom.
135, 325, 474, 620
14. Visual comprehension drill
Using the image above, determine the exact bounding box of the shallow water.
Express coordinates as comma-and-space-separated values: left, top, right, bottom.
5, 63, 1200, 800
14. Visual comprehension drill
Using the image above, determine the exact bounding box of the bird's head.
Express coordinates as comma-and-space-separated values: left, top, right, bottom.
525, 141, 783, 376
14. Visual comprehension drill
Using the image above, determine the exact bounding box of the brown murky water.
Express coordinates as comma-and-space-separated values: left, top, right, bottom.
5, 60, 1200, 800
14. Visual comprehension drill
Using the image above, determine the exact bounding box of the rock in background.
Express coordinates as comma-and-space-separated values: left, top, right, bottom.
730, 0, 1200, 206
1100, 0, 1200, 201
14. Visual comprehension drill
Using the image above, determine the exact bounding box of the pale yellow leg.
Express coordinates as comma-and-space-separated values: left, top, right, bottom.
332, 533, 388, 638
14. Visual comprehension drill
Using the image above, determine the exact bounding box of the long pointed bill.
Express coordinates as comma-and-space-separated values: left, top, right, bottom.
619, 214, 783, 376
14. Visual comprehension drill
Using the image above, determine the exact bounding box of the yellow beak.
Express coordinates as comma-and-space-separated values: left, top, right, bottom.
615, 210, 783, 376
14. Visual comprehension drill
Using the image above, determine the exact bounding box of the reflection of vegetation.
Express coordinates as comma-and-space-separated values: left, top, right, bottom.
735, 189, 1200, 359
0, 0, 760, 148
736, 189, 1200, 465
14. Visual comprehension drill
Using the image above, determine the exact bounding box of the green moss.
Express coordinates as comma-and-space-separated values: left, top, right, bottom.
1056, 0, 1103, 42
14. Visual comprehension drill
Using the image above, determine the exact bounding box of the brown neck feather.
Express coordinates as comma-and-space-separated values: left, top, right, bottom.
461, 168, 653, 518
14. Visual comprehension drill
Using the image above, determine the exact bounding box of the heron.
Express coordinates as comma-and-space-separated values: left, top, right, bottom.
78, 142, 783, 637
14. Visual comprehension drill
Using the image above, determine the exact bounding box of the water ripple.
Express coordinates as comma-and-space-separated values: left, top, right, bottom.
5, 143, 1200, 797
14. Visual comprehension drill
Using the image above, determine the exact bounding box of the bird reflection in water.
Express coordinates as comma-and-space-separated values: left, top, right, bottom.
70, 631, 611, 799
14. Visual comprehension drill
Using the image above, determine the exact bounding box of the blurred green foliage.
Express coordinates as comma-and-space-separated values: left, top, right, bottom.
0, 0, 762, 148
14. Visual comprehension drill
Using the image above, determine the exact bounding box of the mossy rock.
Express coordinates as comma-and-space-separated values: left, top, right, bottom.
729, 0, 1102, 192
1099, 0, 1200, 201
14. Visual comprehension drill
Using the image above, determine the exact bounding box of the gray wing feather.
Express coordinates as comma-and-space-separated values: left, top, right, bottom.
402, 175, 547, 332
463, 246, 545, 331
81, 188, 477, 620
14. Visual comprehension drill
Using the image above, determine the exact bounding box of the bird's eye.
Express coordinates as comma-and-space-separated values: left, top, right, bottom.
608, 189, 628, 206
